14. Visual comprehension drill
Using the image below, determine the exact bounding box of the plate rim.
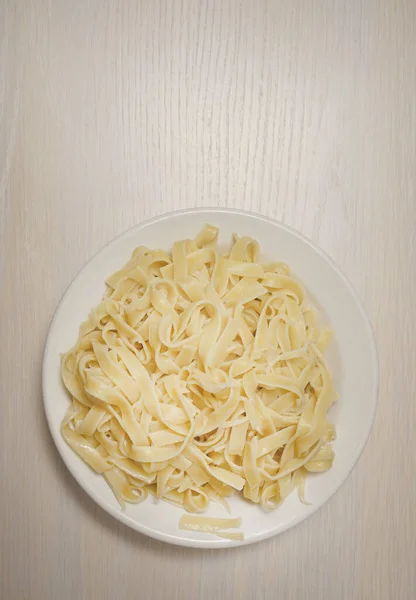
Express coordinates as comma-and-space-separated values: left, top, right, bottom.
42, 207, 379, 548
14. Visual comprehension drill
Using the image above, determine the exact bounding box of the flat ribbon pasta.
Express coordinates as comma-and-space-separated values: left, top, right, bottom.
61, 225, 336, 513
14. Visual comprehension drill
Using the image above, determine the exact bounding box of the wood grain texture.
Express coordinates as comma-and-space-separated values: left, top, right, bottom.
1, 1, 415, 598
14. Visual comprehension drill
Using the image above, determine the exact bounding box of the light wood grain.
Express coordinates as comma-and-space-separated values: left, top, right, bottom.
1, 1, 415, 599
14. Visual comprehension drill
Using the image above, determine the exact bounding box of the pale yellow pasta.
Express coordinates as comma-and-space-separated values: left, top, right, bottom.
61, 225, 336, 516
214, 531, 244, 541
179, 515, 242, 532
179, 514, 244, 541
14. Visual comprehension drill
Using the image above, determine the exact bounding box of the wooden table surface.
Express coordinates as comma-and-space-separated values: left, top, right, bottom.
1, 1, 415, 599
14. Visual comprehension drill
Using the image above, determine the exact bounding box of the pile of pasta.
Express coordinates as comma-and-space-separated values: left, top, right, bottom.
61, 225, 336, 513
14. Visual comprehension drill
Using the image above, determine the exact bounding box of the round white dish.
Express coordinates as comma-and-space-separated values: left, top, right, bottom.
43, 208, 378, 548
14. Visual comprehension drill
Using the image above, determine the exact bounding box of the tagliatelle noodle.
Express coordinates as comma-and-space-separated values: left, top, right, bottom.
61, 224, 336, 523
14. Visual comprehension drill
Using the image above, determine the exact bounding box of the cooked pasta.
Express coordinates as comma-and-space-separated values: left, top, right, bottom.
179, 515, 244, 541
61, 225, 336, 515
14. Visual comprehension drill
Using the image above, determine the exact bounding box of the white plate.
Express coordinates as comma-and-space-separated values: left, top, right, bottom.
43, 208, 378, 548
